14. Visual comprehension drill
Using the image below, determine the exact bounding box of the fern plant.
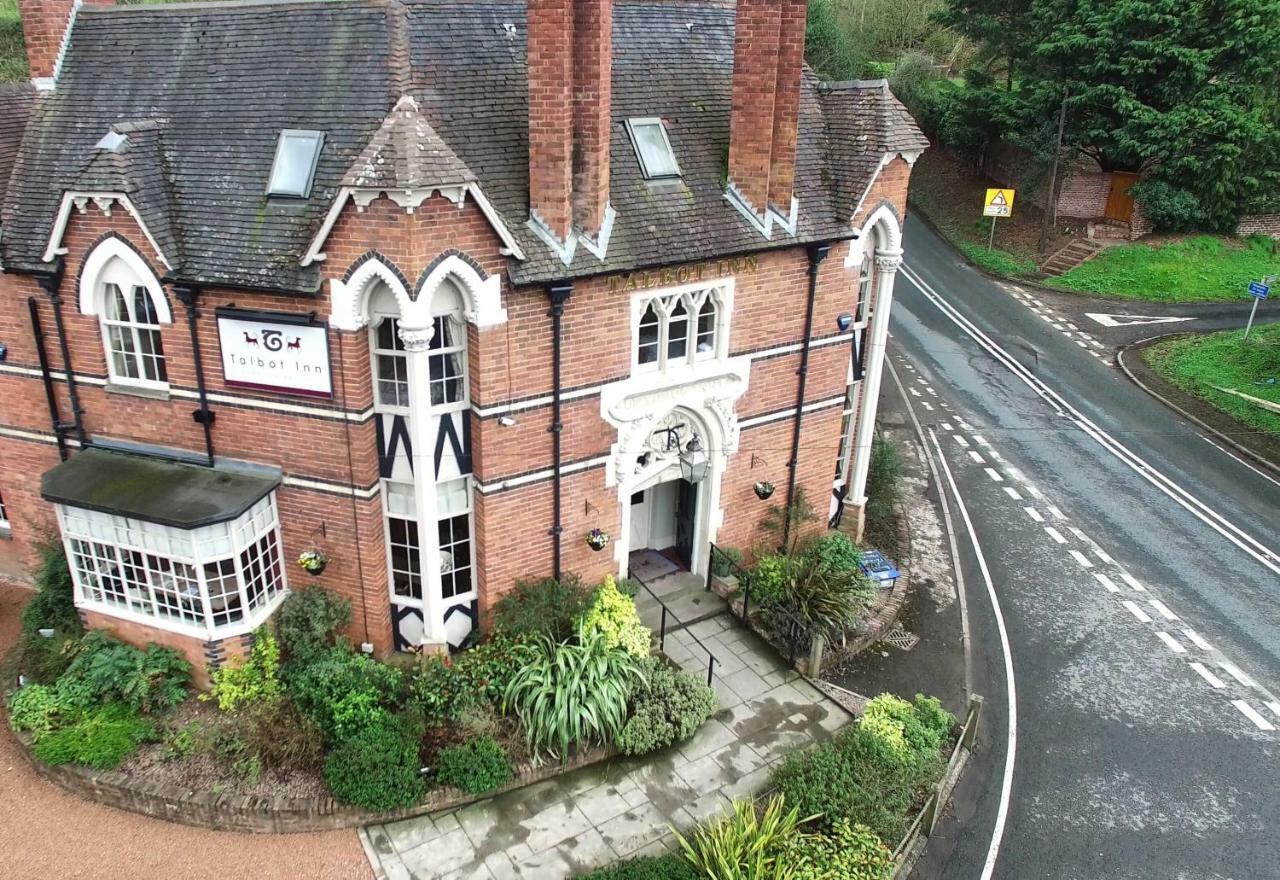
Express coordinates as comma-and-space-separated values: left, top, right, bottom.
502, 629, 645, 763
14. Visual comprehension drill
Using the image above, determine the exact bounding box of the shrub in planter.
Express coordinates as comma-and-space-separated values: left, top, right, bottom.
7, 684, 79, 740
215, 696, 325, 777
410, 654, 482, 726
289, 647, 404, 742
275, 586, 352, 664
806, 532, 861, 573
503, 629, 645, 762
776, 557, 875, 636
577, 854, 701, 880
20, 537, 81, 637
323, 711, 425, 811
616, 657, 717, 756
434, 735, 513, 794
746, 553, 793, 605
492, 574, 593, 642
206, 628, 282, 712
579, 576, 651, 658
862, 693, 954, 765
61, 631, 191, 714
675, 794, 807, 880
781, 819, 893, 880
711, 545, 744, 578
32, 704, 154, 770
452, 635, 525, 705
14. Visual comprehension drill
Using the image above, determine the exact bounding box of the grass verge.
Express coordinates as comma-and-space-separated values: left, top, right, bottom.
1141, 324, 1280, 438
1049, 235, 1280, 303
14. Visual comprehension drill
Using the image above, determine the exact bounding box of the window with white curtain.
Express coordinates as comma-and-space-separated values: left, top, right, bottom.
372, 315, 410, 410
635, 284, 726, 371
101, 280, 168, 387
428, 314, 467, 407
58, 495, 286, 638
436, 477, 473, 600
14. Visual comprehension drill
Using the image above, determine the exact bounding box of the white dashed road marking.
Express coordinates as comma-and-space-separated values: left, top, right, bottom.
1094, 573, 1120, 593
1155, 632, 1186, 654
1044, 527, 1067, 544
969, 450, 985, 464
955, 435, 970, 448
1118, 571, 1147, 592
1069, 549, 1094, 569
1221, 662, 1256, 688
1148, 599, 1178, 621
1046, 505, 1065, 520
1183, 629, 1213, 652
1190, 663, 1226, 688
1003, 486, 1022, 501
1232, 700, 1276, 731
1093, 547, 1116, 565
1024, 507, 1044, 523
1268, 702, 1280, 722
1123, 600, 1153, 623
985, 467, 1004, 482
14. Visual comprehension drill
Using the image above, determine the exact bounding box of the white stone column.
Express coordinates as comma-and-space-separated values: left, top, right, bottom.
398, 323, 447, 648
846, 248, 903, 511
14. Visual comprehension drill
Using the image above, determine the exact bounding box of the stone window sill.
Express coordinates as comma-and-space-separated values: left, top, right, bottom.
104, 382, 171, 402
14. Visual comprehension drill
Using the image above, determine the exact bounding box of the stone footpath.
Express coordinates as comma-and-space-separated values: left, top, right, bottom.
360, 612, 854, 879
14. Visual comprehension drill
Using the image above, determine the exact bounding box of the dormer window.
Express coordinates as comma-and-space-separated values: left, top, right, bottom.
626, 118, 680, 180
267, 130, 324, 197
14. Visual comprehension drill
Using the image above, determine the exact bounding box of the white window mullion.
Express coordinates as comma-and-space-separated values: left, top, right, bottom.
191, 533, 216, 638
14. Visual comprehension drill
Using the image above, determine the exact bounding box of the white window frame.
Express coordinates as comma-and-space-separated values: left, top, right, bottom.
435, 476, 476, 602
0, 489, 9, 534
625, 117, 681, 180
99, 281, 169, 390
88, 251, 172, 391
370, 313, 411, 414
855, 252, 874, 328
56, 495, 288, 640
427, 311, 469, 414
631, 279, 733, 373
267, 129, 324, 198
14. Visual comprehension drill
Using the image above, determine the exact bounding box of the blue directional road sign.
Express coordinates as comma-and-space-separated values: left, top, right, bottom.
1248, 281, 1270, 299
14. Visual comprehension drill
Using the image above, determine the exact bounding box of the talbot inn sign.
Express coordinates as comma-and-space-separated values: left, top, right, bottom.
607, 255, 759, 293
215, 307, 333, 398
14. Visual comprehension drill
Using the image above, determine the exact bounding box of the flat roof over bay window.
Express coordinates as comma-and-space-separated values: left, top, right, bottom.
43, 449, 287, 639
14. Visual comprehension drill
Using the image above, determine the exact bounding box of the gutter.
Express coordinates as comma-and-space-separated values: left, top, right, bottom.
27, 297, 69, 461
173, 284, 217, 467
546, 281, 573, 578
782, 241, 832, 549
33, 259, 87, 448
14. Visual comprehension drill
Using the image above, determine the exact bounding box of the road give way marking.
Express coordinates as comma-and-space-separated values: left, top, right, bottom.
900, 263, 1280, 579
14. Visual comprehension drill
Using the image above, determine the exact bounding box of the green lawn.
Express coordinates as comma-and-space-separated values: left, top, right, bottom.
1142, 324, 1280, 438
1049, 235, 1280, 303
0, 0, 25, 84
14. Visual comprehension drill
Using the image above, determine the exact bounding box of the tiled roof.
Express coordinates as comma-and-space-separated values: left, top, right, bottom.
0, 83, 36, 224
0, 0, 926, 292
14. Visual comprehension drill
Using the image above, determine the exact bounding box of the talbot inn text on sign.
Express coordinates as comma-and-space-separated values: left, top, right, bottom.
215, 307, 333, 398
607, 255, 759, 293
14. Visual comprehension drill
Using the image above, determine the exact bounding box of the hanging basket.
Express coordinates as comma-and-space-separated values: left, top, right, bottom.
298, 550, 328, 576
753, 481, 776, 501
586, 529, 611, 552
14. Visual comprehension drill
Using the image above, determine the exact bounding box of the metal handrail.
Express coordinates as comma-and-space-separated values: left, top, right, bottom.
628, 568, 719, 687
708, 542, 815, 668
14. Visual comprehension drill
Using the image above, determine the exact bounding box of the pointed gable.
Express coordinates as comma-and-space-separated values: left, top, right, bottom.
343, 95, 476, 192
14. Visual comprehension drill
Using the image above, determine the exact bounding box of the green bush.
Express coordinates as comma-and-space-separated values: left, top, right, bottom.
863, 436, 904, 551
863, 694, 954, 765
676, 794, 807, 880
452, 636, 525, 705
61, 631, 191, 714
17, 628, 77, 684
577, 854, 701, 880
1130, 180, 1209, 233
807, 532, 861, 573
409, 653, 482, 726
207, 628, 282, 712
7, 684, 79, 740
20, 538, 81, 637
275, 586, 352, 663
711, 546, 744, 577
503, 629, 645, 763
32, 704, 154, 770
288, 647, 404, 742
492, 574, 593, 642
323, 712, 425, 811
578, 576, 651, 658
162, 721, 202, 761
434, 735, 513, 794
781, 819, 893, 880
214, 696, 325, 776
777, 556, 876, 636
616, 657, 717, 756
771, 723, 927, 842
746, 554, 794, 605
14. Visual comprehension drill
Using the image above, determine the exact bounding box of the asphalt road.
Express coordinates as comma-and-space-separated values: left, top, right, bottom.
891, 219, 1280, 880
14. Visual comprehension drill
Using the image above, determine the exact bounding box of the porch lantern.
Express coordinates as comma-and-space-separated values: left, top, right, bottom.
680, 436, 711, 483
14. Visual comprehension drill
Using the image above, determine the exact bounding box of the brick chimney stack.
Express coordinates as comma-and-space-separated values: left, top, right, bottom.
19, 0, 114, 86
728, 0, 808, 222
527, 0, 613, 247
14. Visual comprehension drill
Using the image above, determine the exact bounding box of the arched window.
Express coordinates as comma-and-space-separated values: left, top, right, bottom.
634, 284, 726, 370
696, 297, 717, 356
95, 258, 169, 388
638, 302, 660, 365
856, 252, 873, 323
428, 281, 468, 409
370, 283, 409, 410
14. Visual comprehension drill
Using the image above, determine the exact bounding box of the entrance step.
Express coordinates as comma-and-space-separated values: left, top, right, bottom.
1040, 238, 1103, 276
632, 571, 728, 638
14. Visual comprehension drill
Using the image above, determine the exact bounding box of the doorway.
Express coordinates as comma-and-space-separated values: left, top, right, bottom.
629, 477, 700, 573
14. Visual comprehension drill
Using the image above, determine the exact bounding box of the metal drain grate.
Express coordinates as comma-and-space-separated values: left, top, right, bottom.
883, 626, 920, 651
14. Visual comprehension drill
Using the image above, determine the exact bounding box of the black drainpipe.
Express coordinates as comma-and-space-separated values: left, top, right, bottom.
27, 297, 69, 461
546, 281, 573, 579
173, 285, 216, 467
34, 260, 87, 449
782, 242, 831, 550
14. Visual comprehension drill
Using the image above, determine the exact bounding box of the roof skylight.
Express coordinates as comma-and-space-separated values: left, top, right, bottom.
267, 130, 325, 198
626, 118, 680, 180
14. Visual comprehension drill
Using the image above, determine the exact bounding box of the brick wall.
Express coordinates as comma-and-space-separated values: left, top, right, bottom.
1238, 213, 1280, 240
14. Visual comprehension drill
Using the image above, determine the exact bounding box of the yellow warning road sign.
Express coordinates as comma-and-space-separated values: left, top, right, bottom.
984, 188, 1015, 217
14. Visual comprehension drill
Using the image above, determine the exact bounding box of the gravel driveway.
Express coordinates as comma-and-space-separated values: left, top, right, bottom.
0, 579, 373, 880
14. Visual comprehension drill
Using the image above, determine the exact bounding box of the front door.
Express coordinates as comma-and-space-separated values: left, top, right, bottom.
674, 478, 699, 569
1105, 172, 1140, 223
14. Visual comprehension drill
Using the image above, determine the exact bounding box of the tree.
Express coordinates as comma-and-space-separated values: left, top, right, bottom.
938, 0, 1280, 230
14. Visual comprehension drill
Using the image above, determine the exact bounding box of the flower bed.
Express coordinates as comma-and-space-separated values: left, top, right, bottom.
6, 554, 719, 831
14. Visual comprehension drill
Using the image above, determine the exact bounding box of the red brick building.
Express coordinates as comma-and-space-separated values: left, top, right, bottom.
0, 0, 925, 673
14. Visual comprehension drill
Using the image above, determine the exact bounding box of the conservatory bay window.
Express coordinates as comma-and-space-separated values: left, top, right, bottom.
634, 283, 726, 371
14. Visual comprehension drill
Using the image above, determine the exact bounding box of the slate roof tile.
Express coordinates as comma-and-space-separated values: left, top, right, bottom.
0, 83, 36, 226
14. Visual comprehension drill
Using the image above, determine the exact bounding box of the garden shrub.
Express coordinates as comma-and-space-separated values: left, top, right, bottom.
616, 657, 717, 755
206, 628, 282, 712
451, 635, 525, 704
32, 704, 154, 770
7, 684, 78, 740
862, 694, 954, 765
579, 576, 651, 658
807, 532, 861, 573
289, 647, 404, 742
746, 553, 793, 604
410, 653, 482, 726
275, 586, 352, 663
776, 557, 875, 636
434, 735, 513, 794
492, 574, 593, 642
1129, 180, 1209, 233
162, 721, 202, 761
711, 545, 744, 577
17, 629, 76, 684
577, 854, 701, 880
771, 723, 927, 842
676, 794, 806, 880
214, 696, 324, 777
323, 711, 425, 811
61, 631, 191, 714
503, 629, 645, 762
863, 436, 904, 551
20, 537, 81, 637
781, 819, 893, 880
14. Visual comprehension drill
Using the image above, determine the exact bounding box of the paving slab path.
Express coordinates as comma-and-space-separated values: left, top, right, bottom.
360, 612, 854, 880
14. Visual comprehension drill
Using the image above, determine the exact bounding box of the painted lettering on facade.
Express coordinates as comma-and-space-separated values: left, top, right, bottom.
607, 255, 759, 294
